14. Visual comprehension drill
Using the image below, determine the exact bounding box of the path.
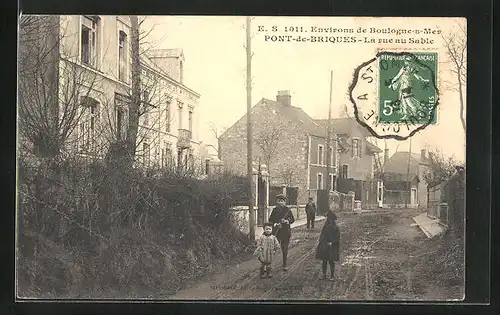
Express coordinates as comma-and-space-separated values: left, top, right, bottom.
170, 208, 463, 301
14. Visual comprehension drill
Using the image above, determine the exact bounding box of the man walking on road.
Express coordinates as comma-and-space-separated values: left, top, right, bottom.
305, 197, 317, 230
269, 194, 295, 271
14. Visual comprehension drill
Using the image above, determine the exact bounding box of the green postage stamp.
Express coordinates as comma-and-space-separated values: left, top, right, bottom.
349, 51, 439, 140
378, 52, 438, 125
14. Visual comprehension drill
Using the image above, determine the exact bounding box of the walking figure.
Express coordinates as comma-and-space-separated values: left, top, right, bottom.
315, 211, 340, 281
388, 55, 431, 120
269, 194, 295, 271
253, 222, 281, 279
305, 197, 317, 230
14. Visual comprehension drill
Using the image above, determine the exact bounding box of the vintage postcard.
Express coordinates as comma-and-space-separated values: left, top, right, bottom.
16, 15, 466, 301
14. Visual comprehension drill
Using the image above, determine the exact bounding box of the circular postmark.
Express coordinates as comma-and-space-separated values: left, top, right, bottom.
348, 51, 439, 140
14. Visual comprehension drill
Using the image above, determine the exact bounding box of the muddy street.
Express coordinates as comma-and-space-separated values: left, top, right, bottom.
170, 208, 463, 301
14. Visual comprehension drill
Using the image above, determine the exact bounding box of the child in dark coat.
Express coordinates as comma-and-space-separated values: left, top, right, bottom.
315, 211, 340, 281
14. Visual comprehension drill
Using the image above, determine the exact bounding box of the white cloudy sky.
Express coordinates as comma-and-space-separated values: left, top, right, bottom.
142, 16, 466, 162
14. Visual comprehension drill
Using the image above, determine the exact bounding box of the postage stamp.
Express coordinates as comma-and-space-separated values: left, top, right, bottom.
378, 52, 438, 125
349, 51, 439, 140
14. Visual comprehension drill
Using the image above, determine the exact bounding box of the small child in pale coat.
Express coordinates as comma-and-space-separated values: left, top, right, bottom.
253, 222, 281, 278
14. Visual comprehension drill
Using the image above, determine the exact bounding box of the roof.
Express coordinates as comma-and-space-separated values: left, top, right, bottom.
262, 98, 327, 137
383, 172, 419, 182
384, 151, 427, 175
315, 117, 371, 137
366, 141, 383, 153
383, 172, 419, 190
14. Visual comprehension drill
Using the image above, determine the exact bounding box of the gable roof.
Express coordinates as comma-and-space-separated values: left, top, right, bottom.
315, 117, 372, 137
366, 141, 383, 153
262, 99, 326, 137
384, 151, 427, 175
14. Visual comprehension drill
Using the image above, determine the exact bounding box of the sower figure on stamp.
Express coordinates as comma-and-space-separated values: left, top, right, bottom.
253, 222, 281, 279
305, 197, 317, 230
388, 55, 431, 120
269, 194, 295, 271
315, 211, 340, 281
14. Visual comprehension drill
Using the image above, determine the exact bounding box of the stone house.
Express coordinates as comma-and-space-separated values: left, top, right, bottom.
19, 15, 202, 169
219, 90, 338, 205
315, 117, 382, 207
382, 149, 432, 208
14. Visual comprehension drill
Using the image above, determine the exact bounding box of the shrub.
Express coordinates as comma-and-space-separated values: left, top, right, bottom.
17, 153, 251, 298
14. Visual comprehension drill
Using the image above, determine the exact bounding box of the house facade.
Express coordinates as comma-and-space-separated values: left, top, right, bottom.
219, 90, 338, 205
382, 149, 432, 208
20, 15, 202, 169
316, 118, 382, 182
315, 118, 382, 208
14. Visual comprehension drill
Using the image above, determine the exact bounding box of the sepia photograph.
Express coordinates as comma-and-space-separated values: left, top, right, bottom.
16, 15, 467, 301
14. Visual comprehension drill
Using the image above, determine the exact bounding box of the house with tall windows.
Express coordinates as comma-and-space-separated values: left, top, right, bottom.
21, 15, 202, 169
219, 90, 339, 205
315, 117, 383, 207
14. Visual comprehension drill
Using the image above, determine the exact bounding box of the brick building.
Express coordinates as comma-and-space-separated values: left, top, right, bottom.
219, 90, 338, 205
19, 15, 202, 169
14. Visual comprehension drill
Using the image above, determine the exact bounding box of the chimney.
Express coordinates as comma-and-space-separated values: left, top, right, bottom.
384, 148, 389, 165
276, 90, 291, 106
421, 149, 426, 161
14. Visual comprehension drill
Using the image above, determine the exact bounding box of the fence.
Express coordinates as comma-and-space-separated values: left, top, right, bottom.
427, 167, 465, 236
317, 190, 355, 213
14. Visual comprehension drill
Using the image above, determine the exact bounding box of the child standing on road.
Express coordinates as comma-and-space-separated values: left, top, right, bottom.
254, 222, 281, 279
315, 211, 340, 281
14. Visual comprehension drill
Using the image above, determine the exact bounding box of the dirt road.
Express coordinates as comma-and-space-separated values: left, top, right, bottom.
170, 209, 463, 301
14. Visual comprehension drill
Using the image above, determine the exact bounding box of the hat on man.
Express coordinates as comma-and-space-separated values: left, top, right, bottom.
276, 194, 287, 201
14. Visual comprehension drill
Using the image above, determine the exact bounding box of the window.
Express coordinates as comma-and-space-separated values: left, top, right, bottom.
81, 16, 99, 67
317, 173, 323, 190
318, 145, 324, 165
352, 138, 361, 157
329, 173, 334, 191
143, 141, 151, 167
188, 108, 193, 133
143, 90, 150, 105
205, 159, 210, 175
114, 93, 130, 140
118, 31, 127, 82
341, 165, 348, 179
165, 99, 171, 132
178, 101, 184, 129
79, 97, 99, 152
329, 147, 334, 166
116, 108, 125, 140
162, 142, 172, 167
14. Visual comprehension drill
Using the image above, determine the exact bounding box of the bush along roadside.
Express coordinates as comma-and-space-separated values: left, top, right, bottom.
17, 154, 254, 299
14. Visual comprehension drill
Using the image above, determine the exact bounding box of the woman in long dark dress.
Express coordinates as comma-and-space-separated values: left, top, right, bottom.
315, 211, 340, 281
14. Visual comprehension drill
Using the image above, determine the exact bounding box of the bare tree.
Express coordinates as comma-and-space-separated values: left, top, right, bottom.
441, 24, 467, 133
254, 126, 281, 173
422, 145, 463, 188
209, 122, 227, 160
280, 164, 297, 187
18, 15, 102, 159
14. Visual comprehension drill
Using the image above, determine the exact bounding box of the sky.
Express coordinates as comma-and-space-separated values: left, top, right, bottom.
141, 16, 466, 162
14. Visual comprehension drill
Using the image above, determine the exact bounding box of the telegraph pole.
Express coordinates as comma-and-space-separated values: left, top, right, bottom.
326, 70, 333, 193
246, 16, 255, 240
405, 138, 412, 208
